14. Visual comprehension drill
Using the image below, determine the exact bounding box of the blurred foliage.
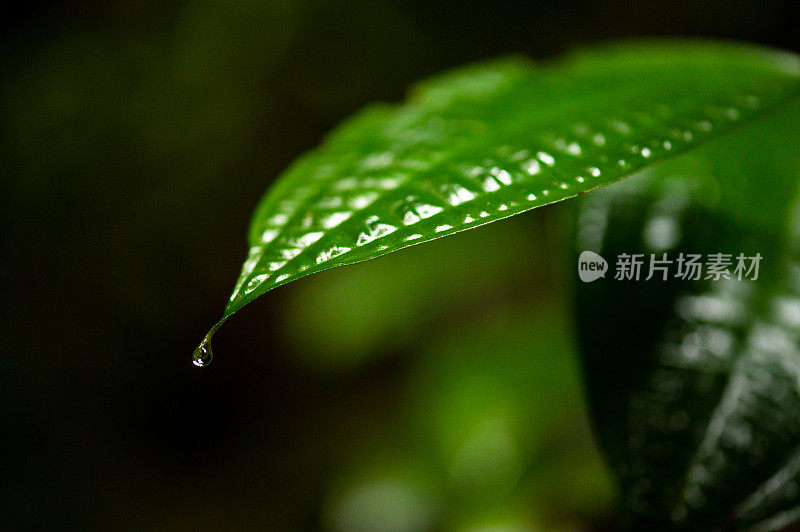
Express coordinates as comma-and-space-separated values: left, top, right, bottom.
2, 0, 799, 530
574, 99, 800, 528
313, 285, 616, 530
281, 215, 550, 370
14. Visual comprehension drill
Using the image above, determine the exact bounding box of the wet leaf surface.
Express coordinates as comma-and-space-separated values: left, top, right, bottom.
201, 41, 800, 348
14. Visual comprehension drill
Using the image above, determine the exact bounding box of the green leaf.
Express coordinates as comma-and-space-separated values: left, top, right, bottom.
573, 104, 800, 528
197, 40, 800, 357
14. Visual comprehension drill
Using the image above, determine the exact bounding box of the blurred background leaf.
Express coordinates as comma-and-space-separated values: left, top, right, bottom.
574, 101, 800, 528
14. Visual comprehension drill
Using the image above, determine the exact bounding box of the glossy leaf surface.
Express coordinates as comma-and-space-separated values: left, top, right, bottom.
574, 104, 800, 528
202, 41, 800, 347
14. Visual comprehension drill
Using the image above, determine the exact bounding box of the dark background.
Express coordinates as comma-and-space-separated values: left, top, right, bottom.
2, 1, 799, 529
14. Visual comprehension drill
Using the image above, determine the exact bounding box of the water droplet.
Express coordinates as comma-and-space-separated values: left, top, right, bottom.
522, 159, 541, 175
725, 107, 741, 120
566, 141, 582, 156
536, 151, 555, 166
193, 339, 213, 367
611, 119, 632, 134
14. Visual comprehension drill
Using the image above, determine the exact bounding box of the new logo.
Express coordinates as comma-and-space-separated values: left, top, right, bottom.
578, 250, 608, 282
